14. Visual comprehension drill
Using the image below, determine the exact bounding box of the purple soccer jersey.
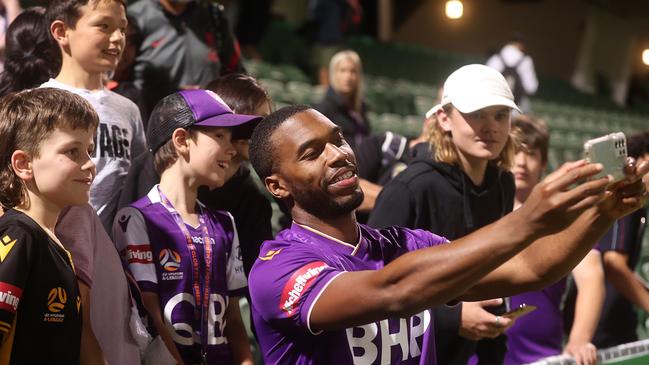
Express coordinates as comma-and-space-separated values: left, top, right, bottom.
250, 222, 448, 365
503, 278, 567, 365
113, 187, 247, 364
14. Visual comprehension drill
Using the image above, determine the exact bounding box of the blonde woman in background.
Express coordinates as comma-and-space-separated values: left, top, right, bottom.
316, 49, 370, 151
315, 49, 384, 214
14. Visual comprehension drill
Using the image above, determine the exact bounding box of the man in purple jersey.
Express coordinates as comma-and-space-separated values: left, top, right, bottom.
247, 104, 649, 365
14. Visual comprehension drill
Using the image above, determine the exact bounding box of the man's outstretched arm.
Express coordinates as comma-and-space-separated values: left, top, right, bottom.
309, 161, 615, 331
462, 160, 648, 300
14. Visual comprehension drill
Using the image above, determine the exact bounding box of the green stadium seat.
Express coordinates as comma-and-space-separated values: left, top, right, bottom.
414, 96, 434, 117
403, 115, 424, 138
285, 81, 313, 104
310, 85, 327, 105
277, 64, 310, 83
259, 78, 286, 103
365, 89, 391, 114
273, 101, 291, 110
378, 113, 404, 134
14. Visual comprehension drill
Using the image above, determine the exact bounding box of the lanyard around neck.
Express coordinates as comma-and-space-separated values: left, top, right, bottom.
156, 187, 213, 354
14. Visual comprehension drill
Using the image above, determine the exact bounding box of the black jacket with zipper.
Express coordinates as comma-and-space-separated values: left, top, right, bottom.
315, 87, 370, 151
368, 143, 515, 365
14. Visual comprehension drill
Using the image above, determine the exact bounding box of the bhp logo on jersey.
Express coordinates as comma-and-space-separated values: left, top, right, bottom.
279, 261, 328, 316
0, 282, 22, 314
346, 310, 432, 364
160, 249, 181, 272
126, 244, 153, 264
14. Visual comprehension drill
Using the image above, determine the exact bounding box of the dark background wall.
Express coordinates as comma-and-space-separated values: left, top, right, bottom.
391, 0, 649, 104
393, 0, 588, 79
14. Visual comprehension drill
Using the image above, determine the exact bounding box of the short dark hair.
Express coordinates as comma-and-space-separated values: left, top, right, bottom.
205, 74, 270, 115
511, 115, 549, 165
627, 130, 649, 159
149, 93, 192, 174
0, 88, 99, 209
46, 0, 126, 28
0, 7, 61, 97
152, 128, 201, 175
206, 74, 271, 139
250, 105, 313, 180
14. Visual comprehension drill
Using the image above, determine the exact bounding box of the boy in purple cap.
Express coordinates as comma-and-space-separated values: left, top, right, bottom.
247, 104, 649, 365
113, 89, 261, 365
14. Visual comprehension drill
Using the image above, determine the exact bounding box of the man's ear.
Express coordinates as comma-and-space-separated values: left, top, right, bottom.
11, 150, 33, 181
436, 108, 452, 132
171, 128, 191, 157
50, 20, 70, 49
265, 174, 290, 200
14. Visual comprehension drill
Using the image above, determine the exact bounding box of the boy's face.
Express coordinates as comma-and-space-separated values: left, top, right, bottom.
64, 1, 127, 74
29, 125, 96, 210
187, 127, 237, 189
513, 148, 546, 193
439, 105, 511, 165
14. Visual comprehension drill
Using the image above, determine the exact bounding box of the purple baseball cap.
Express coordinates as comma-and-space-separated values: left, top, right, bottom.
146, 89, 263, 153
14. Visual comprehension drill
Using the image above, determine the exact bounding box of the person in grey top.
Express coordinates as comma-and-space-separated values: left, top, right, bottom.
128, 0, 245, 113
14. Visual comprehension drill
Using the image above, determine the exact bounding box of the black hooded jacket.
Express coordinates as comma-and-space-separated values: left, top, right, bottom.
368, 143, 514, 238
368, 143, 515, 365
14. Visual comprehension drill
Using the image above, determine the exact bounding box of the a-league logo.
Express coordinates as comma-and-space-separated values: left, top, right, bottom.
159, 249, 181, 272
47, 287, 67, 313
43, 287, 68, 323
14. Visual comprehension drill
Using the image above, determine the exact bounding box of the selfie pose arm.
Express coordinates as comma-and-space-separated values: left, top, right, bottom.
463, 161, 648, 300
309, 161, 641, 330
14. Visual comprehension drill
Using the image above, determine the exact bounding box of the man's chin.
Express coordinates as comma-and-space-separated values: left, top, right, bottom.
333, 190, 364, 215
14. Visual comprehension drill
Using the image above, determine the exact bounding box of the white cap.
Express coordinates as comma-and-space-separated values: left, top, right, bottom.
425, 64, 521, 119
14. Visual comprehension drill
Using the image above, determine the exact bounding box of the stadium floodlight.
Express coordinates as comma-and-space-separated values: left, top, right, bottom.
445, 0, 463, 19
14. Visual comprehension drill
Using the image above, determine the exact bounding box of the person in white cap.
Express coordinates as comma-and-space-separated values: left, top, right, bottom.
369, 64, 523, 365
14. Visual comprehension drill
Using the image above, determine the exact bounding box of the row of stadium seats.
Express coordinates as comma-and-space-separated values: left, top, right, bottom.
247, 60, 645, 130
247, 59, 438, 116
246, 61, 646, 169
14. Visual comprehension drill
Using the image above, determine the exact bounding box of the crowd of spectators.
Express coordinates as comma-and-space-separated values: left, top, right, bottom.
0, 1, 648, 365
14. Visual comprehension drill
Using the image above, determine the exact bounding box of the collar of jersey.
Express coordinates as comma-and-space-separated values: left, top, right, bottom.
12, 207, 74, 268
292, 221, 362, 255
147, 184, 207, 214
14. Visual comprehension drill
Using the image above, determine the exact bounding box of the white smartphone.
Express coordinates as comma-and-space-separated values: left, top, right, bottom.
583, 132, 627, 182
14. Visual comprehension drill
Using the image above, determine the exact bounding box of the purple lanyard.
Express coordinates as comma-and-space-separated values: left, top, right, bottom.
157, 187, 213, 358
